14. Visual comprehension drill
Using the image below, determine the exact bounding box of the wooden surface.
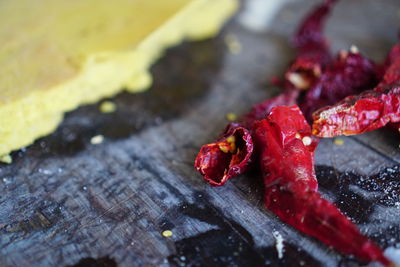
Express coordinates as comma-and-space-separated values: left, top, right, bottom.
1, 0, 400, 266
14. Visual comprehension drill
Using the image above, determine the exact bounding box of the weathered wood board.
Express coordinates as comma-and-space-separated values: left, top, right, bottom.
1, 0, 400, 266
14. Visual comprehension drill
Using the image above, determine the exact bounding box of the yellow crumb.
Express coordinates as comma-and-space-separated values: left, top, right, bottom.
0, 154, 12, 164
99, 101, 117, 113
90, 135, 104, 145
162, 230, 173, 237
224, 33, 242, 54
334, 138, 344, 146
226, 112, 237, 122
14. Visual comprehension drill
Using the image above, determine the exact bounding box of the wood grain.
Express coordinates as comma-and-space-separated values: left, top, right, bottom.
1, 0, 400, 266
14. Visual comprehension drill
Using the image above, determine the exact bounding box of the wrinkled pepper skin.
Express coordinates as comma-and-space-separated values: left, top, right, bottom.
194, 0, 340, 187
383, 44, 400, 71
301, 50, 380, 121
286, 0, 338, 90
194, 90, 298, 186
254, 106, 319, 192
254, 105, 390, 266
383, 45, 400, 131
312, 45, 400, 137
242, 90, 299, 128
194, 123, 253, 186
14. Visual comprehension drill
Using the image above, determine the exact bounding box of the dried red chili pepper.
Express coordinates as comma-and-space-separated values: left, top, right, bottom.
195, 0, 339, 187
382, 45, 400, 132
383, 44, 400, 70
312, 45, 400, 137
194, 90, 298, 186
253, 105, 390, 266
242, 90, 299, 128
285, 0, 338, 90
300, 48, 380, 121
194, 123, 253, 186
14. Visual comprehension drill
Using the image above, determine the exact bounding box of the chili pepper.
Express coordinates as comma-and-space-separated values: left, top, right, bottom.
194, 123, 253, 186
195, 0, 338, 187
285, 0, 338, 90
383, 44, 400, 70
194, 89, 298, 186
242, 90, 299, 128
382, 45, 400, 132
300, 48, 380, 121
253, 105, 390, 266
312, 45, 400, 137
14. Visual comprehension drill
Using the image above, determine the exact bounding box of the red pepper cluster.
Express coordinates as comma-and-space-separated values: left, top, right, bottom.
195, 0, 396, 266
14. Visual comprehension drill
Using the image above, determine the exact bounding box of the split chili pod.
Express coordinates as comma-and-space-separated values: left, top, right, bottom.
194, 123, 253, 186
195, 88, 298, 186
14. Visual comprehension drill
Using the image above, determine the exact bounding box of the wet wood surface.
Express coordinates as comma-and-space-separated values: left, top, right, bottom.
1, 0, 400, 266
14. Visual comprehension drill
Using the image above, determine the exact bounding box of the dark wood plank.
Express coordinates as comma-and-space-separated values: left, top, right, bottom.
1, 0, 400, 266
